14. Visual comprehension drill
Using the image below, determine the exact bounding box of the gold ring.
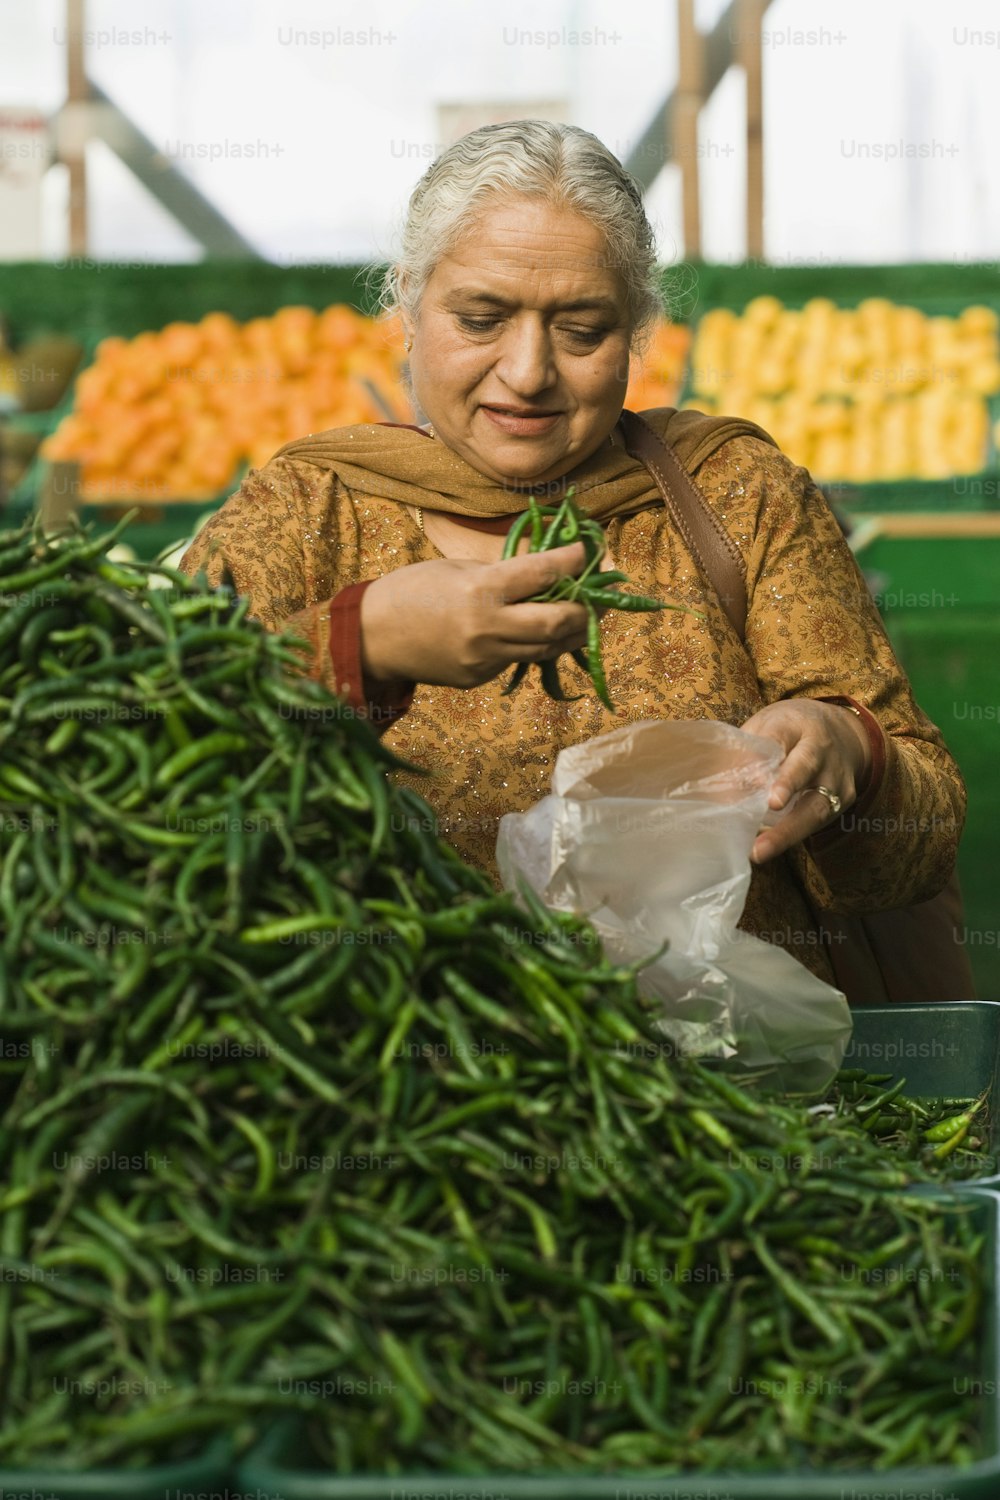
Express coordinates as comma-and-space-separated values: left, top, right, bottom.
806, 784, 842, 817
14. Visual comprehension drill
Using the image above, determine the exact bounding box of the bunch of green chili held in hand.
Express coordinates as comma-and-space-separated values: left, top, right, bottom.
500, 488, 700, 712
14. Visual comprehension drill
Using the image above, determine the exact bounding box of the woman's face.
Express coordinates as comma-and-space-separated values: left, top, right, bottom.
404, 197, 634, 487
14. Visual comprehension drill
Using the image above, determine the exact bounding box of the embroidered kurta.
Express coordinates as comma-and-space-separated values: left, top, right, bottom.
180, 427, 965, 988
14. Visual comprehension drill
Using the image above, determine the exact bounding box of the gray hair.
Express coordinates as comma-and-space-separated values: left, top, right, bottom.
378, 120, 663, 348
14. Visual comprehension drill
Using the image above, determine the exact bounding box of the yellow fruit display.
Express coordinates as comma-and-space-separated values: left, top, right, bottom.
688, 297, 1000, 482
43, 306, 413, 501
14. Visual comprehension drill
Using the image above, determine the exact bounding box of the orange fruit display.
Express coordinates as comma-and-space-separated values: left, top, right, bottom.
43, 306, 413, 501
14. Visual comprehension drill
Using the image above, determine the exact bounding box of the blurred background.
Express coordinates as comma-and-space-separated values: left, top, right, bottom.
1, 0, 998, 992
3, 0, 1000, 266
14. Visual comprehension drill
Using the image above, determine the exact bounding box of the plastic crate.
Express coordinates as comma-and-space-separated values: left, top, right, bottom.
237, 1189, 1000, 1500
0, 1436, 232, 1497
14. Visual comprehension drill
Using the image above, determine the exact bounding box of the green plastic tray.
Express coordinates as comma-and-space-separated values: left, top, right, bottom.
237, 1188, 1000, 1500
848, 1003, 1000, 1106
848, 1003, 1000, 1179
829, 473, 1000, 514
0, 1436, 232, 1497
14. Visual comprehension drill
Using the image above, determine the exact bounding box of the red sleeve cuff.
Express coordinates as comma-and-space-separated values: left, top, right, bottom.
328, 580, 415, 732
809, 694, 888, 850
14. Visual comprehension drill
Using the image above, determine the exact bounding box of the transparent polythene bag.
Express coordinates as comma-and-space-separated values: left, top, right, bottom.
496, 718, 852, 1093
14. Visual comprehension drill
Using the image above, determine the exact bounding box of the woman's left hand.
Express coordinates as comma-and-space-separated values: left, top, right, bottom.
740, 699, 872, 864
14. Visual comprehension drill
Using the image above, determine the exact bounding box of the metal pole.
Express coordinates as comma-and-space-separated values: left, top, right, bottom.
674, 0, 703, 258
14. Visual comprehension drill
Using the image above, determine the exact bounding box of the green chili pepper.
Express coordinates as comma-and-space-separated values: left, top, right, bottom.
923, 1095, 988, 1142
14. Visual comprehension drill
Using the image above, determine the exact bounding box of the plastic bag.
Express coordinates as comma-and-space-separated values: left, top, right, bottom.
496, 718, 852, 1093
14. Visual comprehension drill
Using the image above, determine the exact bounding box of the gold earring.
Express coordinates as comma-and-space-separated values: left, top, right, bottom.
404, 336, 413, 352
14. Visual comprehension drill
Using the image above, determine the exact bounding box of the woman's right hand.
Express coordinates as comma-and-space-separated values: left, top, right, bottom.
359, 541, 590, 690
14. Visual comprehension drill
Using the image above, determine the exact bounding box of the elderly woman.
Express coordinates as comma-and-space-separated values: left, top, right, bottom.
181, 120, 965, 997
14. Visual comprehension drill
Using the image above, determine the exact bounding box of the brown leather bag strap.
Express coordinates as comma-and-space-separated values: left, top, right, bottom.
619, 407, 748, 638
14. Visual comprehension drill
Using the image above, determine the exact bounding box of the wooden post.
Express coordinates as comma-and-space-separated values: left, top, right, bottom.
674, 0, 703, 258
738, 0, 765, 259
66, 0, 88, 255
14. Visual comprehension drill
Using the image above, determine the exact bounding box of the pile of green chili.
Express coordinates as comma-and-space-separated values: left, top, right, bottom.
0, 515, 989, 1475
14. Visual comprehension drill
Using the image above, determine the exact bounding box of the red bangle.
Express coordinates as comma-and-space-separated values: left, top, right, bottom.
809, 695, 888, 847
818, 695, 886, 803
328, 580, 414, 730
